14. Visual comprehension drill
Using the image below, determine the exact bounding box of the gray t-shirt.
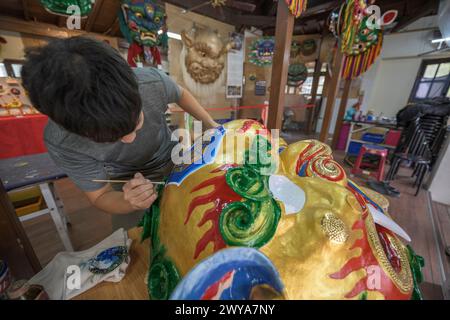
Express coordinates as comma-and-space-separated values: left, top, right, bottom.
44, 67, 181, 192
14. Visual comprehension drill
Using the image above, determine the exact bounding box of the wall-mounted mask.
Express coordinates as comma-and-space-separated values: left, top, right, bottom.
288, 63, 308, 86
181, 28, 232, 84
248, 37, 275, 67
40, 0, 94, 16
119, 0, 166, 47
301, 39, 317, 56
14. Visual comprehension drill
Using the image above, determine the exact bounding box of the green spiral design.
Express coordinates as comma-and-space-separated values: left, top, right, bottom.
139, 182, 181, 300
148, 255, 181, 300
220, 196, 281, 248
220, 135, 281, 248
226, 167, 271, 201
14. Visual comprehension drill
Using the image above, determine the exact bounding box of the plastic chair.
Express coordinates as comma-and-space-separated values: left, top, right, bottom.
351, 144, 388, 181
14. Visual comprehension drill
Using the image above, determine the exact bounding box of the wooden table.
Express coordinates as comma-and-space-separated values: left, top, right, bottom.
0, 153, 73, 251
74, 227, 150, 300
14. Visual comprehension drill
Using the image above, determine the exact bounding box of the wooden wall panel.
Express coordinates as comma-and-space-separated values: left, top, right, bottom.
166, 3, 235, 124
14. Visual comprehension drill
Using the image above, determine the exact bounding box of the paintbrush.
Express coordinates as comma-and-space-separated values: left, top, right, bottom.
92, 179, 165, 185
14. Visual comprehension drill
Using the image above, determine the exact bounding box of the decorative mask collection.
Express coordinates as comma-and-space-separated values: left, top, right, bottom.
290, 39, 317, 58
180, 28, 232, 85
40, 0, 94, 16
287, 63, 308, 86
140, 120, 424, 300
248, 37, 275, 67
119, 0, 167, 67
328, 0, 397, 79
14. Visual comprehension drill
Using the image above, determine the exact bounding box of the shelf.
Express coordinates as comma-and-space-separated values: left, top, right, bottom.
349, 139, 397, 149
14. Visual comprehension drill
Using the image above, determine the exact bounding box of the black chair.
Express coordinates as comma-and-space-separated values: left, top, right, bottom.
385, 114, 448, 196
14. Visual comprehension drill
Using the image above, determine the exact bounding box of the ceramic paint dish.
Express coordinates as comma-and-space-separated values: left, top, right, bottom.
88, 246, 128, 274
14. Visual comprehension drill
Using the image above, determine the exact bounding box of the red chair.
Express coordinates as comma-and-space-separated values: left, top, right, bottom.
351, 144, 388, 181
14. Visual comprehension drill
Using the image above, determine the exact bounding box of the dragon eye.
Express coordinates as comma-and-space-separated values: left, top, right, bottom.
154, 17, 161, 23
135, 12, 143, 19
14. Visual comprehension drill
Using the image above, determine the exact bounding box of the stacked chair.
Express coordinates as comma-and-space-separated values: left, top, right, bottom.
385, 113, 449, 196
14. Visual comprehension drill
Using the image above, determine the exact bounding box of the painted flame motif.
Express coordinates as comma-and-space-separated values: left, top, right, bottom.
329, 219, 406, 299
328, 183, 412, 299
201, 270, 235, 300
185, 165, 241, 259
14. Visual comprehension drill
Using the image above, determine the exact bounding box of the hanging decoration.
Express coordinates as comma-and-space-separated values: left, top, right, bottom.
328, 0, 397, 79
40, 0, 94, 16
119, 0, 167, 67
284, 0, 308, 18
248, 37, 275, 67
287, 63, 308, 86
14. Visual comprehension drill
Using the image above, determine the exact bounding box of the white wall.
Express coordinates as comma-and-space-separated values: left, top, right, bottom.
428, 134, 450, 205
316, 16, 446, 134
360, 15, 450, 117
316, 97, 359, 135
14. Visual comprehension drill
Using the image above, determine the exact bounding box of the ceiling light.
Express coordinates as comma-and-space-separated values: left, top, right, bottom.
167, 31, 182, 41
431, 37, 450, 43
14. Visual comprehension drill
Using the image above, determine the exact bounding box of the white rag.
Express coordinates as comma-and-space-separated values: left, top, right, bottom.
28, 228, 132, 300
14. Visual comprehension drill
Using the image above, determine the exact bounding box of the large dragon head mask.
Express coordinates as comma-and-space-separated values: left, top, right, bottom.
142, 120, 424, 300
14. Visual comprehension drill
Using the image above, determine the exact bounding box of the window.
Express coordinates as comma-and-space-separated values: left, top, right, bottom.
297, 62, 328, 98
1, 59, 25, 78
410, 58, 450, 101
0, 63, 7, 77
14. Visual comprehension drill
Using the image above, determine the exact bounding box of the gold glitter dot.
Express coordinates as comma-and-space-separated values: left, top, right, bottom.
321, 212, 349, 244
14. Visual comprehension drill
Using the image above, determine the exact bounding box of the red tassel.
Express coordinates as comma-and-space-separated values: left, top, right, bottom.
150, 46, 162, 65
127, 42, 143, 67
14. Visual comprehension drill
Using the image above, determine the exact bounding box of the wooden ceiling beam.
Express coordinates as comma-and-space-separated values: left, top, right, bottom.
163, 0, 236, 25
57, 16, 67, 28
0, 15, 117, 41
233, 14, 276, 27
301, 0, 340, 18
163, 0, 278, 27
21, 0, 30, 21
392, 0, 440, 32
262, 0, 278, 16
104, 17, 121, 36
85, 0, 105, 32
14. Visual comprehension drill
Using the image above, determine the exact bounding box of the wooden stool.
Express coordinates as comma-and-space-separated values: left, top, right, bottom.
351, 144, 388, 181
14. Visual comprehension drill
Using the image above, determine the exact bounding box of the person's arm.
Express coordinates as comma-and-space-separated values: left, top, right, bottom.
177, 86, 219, 129
85, 173, 157, 214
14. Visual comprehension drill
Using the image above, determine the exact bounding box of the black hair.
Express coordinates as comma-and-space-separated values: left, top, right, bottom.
22, 36, 142, 143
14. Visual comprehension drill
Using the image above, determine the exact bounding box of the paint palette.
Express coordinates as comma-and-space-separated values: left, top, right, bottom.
88, 246, 128, 275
